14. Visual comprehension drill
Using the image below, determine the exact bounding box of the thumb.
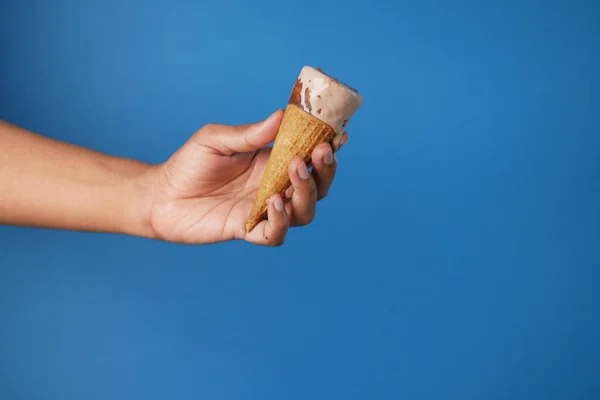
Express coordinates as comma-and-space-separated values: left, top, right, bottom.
195, 109, 284, 155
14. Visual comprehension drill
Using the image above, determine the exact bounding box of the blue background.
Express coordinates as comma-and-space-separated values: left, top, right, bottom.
1, 0, 599, 398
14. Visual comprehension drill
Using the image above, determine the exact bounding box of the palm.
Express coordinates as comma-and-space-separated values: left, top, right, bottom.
151, 144, 275, 244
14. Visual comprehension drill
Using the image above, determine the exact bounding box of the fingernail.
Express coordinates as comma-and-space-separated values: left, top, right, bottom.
274, 196, 284, 211
323, 148, 333, 164
297, 162, 310, 179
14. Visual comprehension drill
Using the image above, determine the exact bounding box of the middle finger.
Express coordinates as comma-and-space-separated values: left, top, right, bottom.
287, 157, 318, 226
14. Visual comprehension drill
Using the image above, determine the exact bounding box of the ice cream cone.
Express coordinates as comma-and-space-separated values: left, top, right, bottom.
245, 66, 363, 232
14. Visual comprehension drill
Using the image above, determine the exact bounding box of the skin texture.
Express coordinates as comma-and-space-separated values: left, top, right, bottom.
0, 109, 348, 246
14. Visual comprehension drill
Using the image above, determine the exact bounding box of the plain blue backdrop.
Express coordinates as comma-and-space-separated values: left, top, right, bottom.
1, 0, 599, 399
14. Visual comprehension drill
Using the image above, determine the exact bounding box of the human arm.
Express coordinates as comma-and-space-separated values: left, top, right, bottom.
0, 111, 348, 246
0, 119, 154, 238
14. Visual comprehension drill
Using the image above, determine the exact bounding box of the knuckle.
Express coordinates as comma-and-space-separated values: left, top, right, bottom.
270, 235, 286, 247
318, 189, 329, 201
297, 210, 316, 226
293, 180, 317, 201
308, 180, 319, 198
264, 224, 287, 246
199, 123, 218, 136
190, 125, 214, 145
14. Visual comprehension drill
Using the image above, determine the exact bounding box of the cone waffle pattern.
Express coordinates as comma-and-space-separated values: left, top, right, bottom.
245, 104, 336, 232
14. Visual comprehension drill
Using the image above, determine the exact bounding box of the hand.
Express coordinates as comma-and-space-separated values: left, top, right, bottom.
147, 109, 348, 246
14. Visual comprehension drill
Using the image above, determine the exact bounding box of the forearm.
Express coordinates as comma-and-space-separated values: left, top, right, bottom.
0, 120, 155, 238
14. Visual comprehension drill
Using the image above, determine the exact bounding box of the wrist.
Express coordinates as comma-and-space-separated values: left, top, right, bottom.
121, 164, 159, 240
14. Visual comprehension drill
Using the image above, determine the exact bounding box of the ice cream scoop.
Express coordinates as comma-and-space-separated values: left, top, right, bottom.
288, 66, 363, 134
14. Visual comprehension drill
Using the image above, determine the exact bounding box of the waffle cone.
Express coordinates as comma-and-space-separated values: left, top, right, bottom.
245, 104, 336, 232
